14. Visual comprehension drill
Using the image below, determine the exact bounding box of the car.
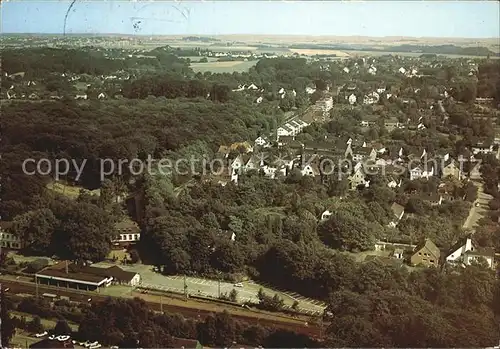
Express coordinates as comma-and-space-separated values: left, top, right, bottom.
35, 331, 48, 338
233, 283, 243, 287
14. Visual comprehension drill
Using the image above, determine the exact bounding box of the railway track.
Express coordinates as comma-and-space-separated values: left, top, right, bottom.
1, 279, 323, 338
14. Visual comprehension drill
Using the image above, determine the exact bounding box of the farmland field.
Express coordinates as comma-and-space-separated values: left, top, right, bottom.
289, 49, 350, 57
189, 60, 259, 73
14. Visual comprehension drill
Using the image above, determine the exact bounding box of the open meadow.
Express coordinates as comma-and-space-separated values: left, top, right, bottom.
189, 60, 259, 73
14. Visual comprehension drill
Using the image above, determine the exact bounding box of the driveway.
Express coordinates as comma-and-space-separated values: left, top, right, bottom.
463, 181, 493, 230
92, 262, 325, 315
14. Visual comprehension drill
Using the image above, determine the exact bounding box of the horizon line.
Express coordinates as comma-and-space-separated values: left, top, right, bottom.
2, 33, 500, 40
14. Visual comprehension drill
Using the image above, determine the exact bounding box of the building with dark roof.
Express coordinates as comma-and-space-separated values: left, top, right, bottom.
35, 262, 140, 291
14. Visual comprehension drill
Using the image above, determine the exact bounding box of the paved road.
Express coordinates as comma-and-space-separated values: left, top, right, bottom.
462, 181, 493, 231
92, 262, 326, 315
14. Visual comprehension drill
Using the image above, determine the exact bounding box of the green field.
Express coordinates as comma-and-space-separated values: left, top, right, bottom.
189, 60, 259, 73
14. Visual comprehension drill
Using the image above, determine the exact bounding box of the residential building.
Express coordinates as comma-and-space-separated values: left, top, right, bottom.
445, 237, 474, 263
389, 203, 405, 227
409, 163, 434, 181
410, 238, 440, 267
0, 221, 22, 249
112, 218, 140, 246
320, 210, 333, 221
348, 94, 357, 105
463, 248, 495, 269
441, 159, 462, 180
471, 142, 494, 155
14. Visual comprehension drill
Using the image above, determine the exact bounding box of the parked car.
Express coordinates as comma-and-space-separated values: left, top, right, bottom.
234, 283, 243, 287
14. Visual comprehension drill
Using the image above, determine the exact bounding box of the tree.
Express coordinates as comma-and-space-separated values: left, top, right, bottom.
53, 319, 72, 335
319, 211, 375, 251
129, 250, 140, 264
1, 287, 16, 345
229, 289, 238, 302
51, 201, 115, 262
27, 315, 44, 334
11, 209, 58, 255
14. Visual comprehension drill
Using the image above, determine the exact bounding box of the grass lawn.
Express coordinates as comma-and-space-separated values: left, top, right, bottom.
46, 182, 100, 199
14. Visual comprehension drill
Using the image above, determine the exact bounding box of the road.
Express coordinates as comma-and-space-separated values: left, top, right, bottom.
92, 262, 326, 315
0, 277, 322, 338
462, 181, 493, 231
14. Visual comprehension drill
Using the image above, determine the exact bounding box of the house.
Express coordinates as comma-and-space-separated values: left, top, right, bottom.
256, 96, 263, 104
247, 83, 258, 90
277, 125, 294, 138
305, 86, 316, 94
28, 93, 40, 100
471, 142, 494, 155
410, 238, 440, 267
343, 67, 350, 74
320, 210, 333, 221
362, 92, 379, 104
301, 163, 320, 177
398, 67, 406, 74
368, 66, 377, 75
112, 218, 140, 247
6, 90, 16, 99
409, 163, 434, 181
254, 136, 268, 147
352, 147, 377, 162
393, 248, 404, 259
75, 94, 87, 100
0, 221, 22, 249
348, 162, 369, 189
441, 159, 462, 180
463, 248, 495, 269
98, 92, 106, 99
445, 237, 475, 263
419, 192, 443, 206
348, 94, 357, 105
389, 203, 405, 227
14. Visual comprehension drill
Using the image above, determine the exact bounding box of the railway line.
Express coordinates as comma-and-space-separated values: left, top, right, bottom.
0, 278, 323, 338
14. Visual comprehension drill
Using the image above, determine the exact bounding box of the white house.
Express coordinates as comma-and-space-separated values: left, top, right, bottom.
0, 222, 22, 249
376, 87, 386, 94
98, 92, 106, 99
471, 143, 494, 155
305, 87, 316, 94
247, 83, 258, 90
388, 202, 405, 228
75, 94, 88, 100
301, 164, 320, 177
446, 237, 475, 263
398, 67, 406, 74
230, 154, 245, 171
463, 249, 495, 269
368, 66, 377, 75
291, 89, 297, 97
343, 67, 350, 74
256, 96, 263, 104
363, 92, 379, 105
278, 87, 285, 94
410, 163, 434, 181
348, 94, 357, 105
320, 210, 333, 221
254, 136, 268, 147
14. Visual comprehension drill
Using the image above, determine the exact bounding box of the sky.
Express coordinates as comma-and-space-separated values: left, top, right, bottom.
2, 1, 499, 38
